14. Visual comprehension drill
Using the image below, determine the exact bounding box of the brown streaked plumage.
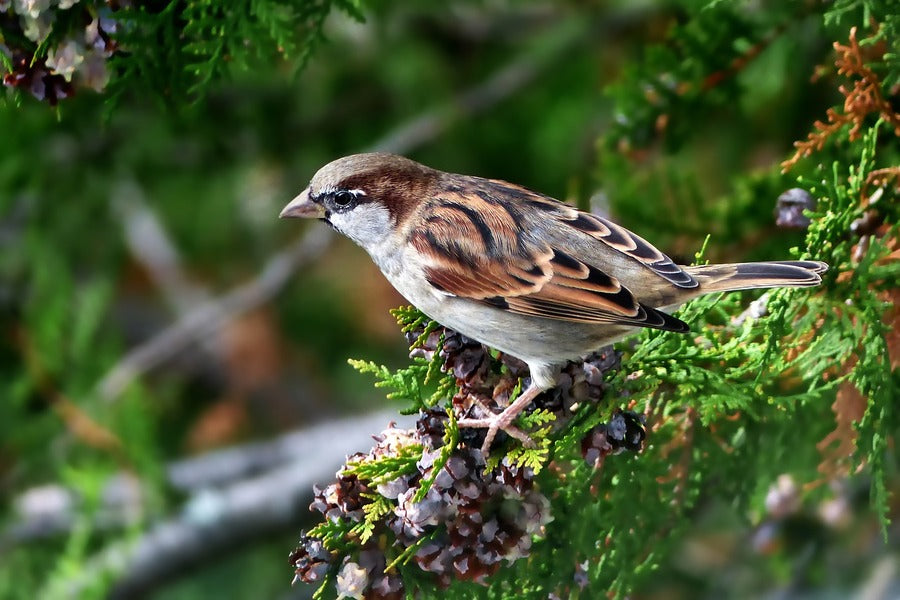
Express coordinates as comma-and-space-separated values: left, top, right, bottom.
280, 153, 828, 453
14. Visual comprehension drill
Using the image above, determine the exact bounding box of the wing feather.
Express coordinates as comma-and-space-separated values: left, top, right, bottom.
567, 211, 698, 288
409, 183, 690, 334
515, 193, 698, 289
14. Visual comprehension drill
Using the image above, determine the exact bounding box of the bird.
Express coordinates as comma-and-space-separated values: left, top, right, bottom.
280, 153, 827, 454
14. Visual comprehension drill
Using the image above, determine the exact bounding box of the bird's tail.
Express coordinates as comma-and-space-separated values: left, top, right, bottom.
683, 260, 828, 293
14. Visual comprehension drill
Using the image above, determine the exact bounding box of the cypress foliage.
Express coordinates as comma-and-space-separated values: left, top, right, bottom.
289, 2, 900, 598
1, 0, 896, 598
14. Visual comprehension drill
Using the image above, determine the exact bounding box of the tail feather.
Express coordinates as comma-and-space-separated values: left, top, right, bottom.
683, 260, 828, 293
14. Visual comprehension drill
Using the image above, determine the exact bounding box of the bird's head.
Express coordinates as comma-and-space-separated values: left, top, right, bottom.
280, 153, 437, 250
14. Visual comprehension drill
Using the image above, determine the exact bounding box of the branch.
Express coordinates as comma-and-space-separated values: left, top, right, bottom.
782, 25, 900, 171
95, 225, 333, 401
112, 180, 211, 316
6, 411, 405, 549
25, 410, 413, 599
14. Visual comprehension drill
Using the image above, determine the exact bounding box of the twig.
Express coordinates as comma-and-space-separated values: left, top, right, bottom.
96, 225, 333, 401
112, 179, 225, 367
16, 326, 124, 453
782, 25, 900, 172
3, 410, 412, 550
112, 180, 211, 316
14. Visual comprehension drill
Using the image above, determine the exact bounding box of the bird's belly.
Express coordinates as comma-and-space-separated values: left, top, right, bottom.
382, 267, 629, 365
438, 298, 630, 362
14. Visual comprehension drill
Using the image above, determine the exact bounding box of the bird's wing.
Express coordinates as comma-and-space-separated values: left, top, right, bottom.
493, 182, 698, 289
408, 181, 689, 332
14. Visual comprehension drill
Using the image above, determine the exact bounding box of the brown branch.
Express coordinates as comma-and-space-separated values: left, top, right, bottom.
368, 17, 587, 154
863, 166, 900, 200
700, 24, 787, 91
113, 180, 212, 317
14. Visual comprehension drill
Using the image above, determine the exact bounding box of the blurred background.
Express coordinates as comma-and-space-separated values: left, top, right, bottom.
1, 0, 898, 598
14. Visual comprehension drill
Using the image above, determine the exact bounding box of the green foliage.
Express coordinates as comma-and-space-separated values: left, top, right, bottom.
506, 405, 555, 474
411, 410, 458, 503
174, 0, 364, 96
349, 307, 456, 412
825, 1, 900, 89
344, 442, 421, 487
0, 0, 367, 106
351, 493, 393, 544
2, 0, 898, 598
604, 0, 809, 154
299, 1, 898, 598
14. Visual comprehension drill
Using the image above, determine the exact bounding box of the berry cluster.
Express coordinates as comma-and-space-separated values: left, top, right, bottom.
413, 327, 625, 450
581, 409, 646, 468
290, 419, 552, 598
1, 1, 119, 104
290, 324, 644, 598
775, 188, 816, 230
393, 436, 550, 585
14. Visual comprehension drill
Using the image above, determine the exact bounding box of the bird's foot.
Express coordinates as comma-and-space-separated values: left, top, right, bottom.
457, 413, 536, 455
457, 384, 543, 455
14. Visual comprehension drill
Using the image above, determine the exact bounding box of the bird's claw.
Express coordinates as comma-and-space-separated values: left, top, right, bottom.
458, 412, 536, 455
457, 384, 544, 454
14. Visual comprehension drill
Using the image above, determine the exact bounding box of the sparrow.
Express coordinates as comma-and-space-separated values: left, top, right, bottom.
280, 153, 827, 454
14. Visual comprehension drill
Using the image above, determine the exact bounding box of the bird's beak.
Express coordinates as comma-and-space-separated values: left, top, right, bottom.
279, 188, 325, 219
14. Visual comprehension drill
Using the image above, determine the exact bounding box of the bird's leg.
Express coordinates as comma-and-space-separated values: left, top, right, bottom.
458, 382, 545, 455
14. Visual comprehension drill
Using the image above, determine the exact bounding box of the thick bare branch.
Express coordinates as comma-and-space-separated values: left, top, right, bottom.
29, 410, 413, 599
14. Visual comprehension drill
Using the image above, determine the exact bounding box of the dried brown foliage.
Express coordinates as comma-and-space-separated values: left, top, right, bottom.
782, 26, 900, 171
814, 381, 867, 483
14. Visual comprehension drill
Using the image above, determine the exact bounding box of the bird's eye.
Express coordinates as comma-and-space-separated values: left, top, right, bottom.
333, 191, 356, 208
